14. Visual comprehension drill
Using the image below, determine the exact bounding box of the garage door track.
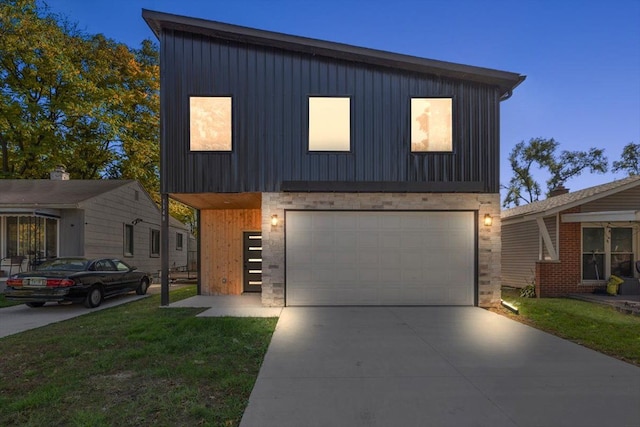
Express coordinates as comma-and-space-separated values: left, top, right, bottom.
241, 307, 640, 427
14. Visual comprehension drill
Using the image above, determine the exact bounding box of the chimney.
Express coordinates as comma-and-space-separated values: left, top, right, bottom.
50, 165, 70, 181
549, 184, 569, 197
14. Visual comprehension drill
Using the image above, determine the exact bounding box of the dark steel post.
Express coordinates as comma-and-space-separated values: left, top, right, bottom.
161, 193, 169, 306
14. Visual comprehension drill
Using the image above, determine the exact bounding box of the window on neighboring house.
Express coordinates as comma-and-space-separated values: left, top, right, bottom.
582, 226, 635, 281
410, 98, 452, 152
150, 229, 160, 257
176, 233, 183, 251
308, 97, 350, 151
582, 227, 604, 280
124, 224, 134, 257
189, 96, 232, 151
4, 216, 58, 260
611, 227, 633, 277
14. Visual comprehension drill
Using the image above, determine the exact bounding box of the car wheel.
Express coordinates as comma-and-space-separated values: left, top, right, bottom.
136, 278, 150, 295
84, 286, 103, 308
26, 302, 45, 308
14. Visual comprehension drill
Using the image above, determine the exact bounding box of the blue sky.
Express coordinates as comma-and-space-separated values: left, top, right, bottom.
45, 0, 640, 198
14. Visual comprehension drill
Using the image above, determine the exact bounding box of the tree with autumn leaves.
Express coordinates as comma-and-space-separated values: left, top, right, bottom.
0, 0, 193, 227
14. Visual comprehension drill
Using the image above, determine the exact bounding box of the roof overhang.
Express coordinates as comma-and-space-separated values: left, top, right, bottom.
562, 210, 640, 223
169, 192, 262, 210
0, 208, 62, 218
142, 9, 525, 99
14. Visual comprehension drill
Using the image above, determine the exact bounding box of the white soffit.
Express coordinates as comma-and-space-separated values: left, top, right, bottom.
561, 210, 640, 223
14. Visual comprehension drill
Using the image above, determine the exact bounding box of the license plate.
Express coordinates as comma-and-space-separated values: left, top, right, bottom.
26, 278, 47, 287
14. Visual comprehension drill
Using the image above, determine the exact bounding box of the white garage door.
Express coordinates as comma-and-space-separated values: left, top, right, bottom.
286, 211, 475, 306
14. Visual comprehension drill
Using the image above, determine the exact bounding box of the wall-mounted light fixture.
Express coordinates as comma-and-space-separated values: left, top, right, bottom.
131, 218, 143, 225
271, 214, 279, 227
483, 214, 493, 227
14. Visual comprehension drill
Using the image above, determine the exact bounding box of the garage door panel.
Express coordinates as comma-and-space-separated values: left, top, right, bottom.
286, 211, 474, 306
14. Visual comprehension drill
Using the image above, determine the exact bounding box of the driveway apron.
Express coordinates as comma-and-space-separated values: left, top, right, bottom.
240, 307, 640, 427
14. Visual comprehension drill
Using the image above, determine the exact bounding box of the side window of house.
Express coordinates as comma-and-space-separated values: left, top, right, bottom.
189, 96, 232, 151
308, 96, 351, 151
150, 229, 160, 257
176, 233, 184, 251
410, 98, 453, 152
124, 224, 134, 257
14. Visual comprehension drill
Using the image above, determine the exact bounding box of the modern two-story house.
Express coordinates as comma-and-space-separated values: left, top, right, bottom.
144, 10, 525, 307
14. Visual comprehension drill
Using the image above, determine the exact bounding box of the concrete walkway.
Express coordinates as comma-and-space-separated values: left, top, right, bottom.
240, 306, 640, 427
166, 293, 282, 317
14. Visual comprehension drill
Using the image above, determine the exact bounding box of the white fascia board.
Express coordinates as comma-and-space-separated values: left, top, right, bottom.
562, 210, 640, 223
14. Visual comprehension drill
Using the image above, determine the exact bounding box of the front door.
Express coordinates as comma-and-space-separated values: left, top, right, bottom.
243, 231, 262, 292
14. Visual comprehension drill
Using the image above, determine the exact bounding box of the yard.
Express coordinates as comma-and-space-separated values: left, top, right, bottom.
1, 286, 639, 426
0, 286, 277, 427
498, 287, 640, 367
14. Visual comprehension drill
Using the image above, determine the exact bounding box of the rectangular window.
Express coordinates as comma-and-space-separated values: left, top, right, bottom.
582, 227, 605, 280
189, 96, 232, 151
150, 229, 160, 257
4, 216, 58, 260
176, 233, 183, 251
124, 224, 134, 257
411, 98, 452, 152
611, 227, 633, 277
308, 97, 350, 151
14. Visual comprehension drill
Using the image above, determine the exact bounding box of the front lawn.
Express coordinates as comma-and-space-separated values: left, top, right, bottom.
0, 293, 21, 308
0, 286, 278, 427
499, 288, 640, 366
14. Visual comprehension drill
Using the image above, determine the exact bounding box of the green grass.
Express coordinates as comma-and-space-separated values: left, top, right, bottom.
0, 293, 22, 308
0, 286, 278, 427
500, 288, 640, 366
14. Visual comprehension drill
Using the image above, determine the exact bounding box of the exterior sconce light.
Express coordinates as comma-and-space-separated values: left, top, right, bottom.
131, 218, 143, 225
271, 214, 279, 226
483, 214, 493, 227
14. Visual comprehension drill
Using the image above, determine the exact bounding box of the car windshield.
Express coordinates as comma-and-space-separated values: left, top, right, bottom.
36, 258, 89, 271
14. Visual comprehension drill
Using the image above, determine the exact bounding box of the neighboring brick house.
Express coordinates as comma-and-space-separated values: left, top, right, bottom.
0, 171, 190, 282
501, 176, 640, 297
144, 10, 525, 307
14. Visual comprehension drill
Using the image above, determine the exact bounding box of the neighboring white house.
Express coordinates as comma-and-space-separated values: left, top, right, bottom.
0, 171, 190, 280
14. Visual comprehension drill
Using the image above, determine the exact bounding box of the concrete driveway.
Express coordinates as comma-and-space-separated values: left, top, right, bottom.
241, 307, 640, 427
0, 294, 147, 339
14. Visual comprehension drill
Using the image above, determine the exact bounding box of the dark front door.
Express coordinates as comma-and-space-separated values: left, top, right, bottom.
243, 231, 262, 293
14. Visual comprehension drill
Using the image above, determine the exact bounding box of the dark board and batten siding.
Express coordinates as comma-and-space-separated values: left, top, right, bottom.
161, 30, 502, 194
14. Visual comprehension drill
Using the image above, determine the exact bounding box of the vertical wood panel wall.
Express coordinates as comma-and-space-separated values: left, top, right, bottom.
200, 209, 261, 294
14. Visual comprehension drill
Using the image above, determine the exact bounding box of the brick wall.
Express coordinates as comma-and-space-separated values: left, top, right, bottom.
261, 192, 501, 308
535, 207, 603, 296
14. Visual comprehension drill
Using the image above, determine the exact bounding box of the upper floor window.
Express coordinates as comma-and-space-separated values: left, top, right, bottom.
411, 98, 452, 152
308, 97, 350, 151
189, 96, 232, 151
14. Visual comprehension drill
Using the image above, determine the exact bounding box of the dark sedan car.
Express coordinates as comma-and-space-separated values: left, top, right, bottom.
4, 257, 152, 308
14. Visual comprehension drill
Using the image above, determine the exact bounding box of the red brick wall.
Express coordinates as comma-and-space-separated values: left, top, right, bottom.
535, 207, 604, 297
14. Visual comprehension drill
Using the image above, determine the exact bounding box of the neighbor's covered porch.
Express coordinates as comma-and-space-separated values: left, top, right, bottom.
534, 209, 639, 296
0, 211, 59, 277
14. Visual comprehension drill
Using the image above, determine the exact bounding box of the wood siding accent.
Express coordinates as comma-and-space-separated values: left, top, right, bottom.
200, 208, 261, 295
160, 30, 502, 194
501, 219, 540, 288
